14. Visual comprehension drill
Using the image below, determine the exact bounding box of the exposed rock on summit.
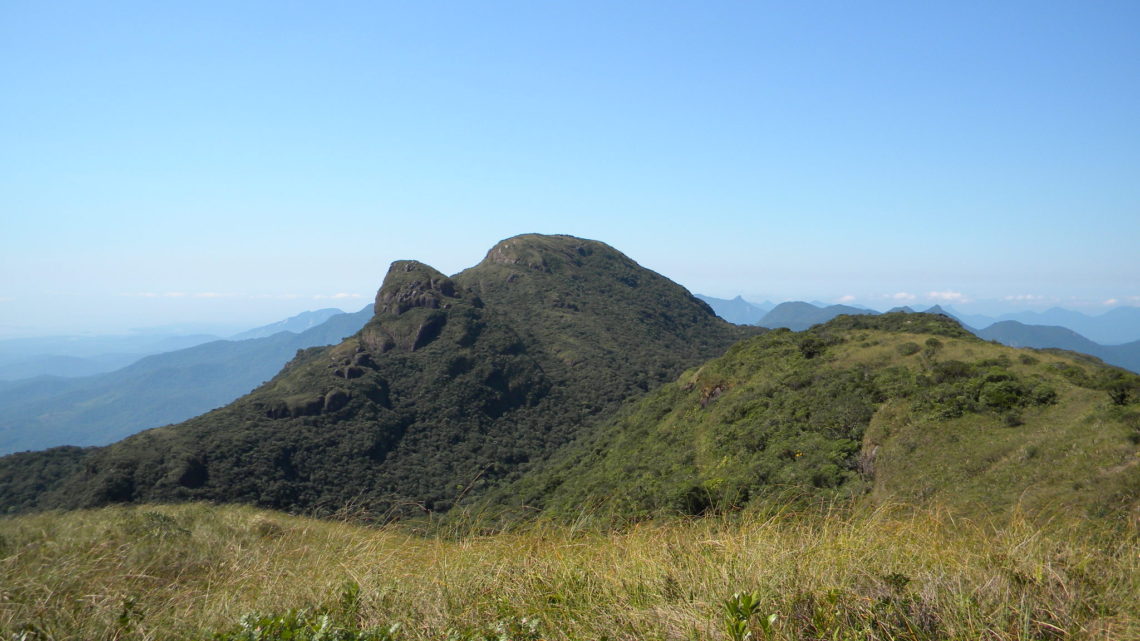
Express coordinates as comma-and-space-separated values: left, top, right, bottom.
374, 260, 463, 315
363, 260, 481, 354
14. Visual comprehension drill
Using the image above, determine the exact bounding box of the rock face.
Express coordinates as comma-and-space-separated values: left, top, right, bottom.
364, 261, 475, 354
374, 261, 462, 315
0, 234, 755, 517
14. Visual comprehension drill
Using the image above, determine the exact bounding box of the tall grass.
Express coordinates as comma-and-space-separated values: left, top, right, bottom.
1, 502, 1136, 640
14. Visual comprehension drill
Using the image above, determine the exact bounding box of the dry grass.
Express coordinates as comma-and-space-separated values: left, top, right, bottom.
1, 502, 1137, 640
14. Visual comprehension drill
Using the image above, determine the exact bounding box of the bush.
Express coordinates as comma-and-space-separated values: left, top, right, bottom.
896, 342, 921, 356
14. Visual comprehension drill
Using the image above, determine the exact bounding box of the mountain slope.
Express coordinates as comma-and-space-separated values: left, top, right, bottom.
0, 306, 373, 455
500, 313, 1140, 520
0, 235, 751, 515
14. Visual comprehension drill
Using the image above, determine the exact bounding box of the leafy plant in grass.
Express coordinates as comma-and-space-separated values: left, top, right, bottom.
443, 616, 542, 641
212, 610, 401, 641
723, 591, 777, 641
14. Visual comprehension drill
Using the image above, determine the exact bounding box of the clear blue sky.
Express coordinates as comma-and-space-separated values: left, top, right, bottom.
2, 1, 1138, 336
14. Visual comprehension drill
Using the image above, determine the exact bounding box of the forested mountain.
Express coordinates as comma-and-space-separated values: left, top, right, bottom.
0, 306, 373, 455
0, 235, 752, 515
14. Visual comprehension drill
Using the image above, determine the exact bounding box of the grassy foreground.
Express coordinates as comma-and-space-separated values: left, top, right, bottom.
1, 503, 1137, 640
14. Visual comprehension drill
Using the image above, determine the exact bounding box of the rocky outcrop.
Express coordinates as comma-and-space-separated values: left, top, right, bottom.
374, 260, 462, 315
362, 260, 481, 354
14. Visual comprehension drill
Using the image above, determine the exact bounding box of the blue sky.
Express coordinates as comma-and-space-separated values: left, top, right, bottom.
2, 1, 1138, 336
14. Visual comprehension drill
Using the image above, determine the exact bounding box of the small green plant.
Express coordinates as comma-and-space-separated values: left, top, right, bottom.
724, 591, 777, 641
213, 609, 400, 641
444, 616, 542, 641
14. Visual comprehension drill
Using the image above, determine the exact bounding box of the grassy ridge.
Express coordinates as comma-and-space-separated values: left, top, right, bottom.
1, 502, 1137, 640
500, 314, 1140, 521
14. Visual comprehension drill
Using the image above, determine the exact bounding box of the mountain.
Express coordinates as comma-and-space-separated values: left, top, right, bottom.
0, 333, 222, 380
957, 306, 1140, 345
0, 234, 752, 515
922, 304, 955, 317
500, 313, 1140, 520
695, 294, 773, 325
0, 306, 373, 455
976, 320, 1140, 374
229, 308, 346, 340
758, 301, 876, 331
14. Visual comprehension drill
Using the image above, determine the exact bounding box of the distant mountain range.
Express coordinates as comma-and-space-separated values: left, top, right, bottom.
229, 308, 346, 340
0, 309, 353, 381
974, 321, 1140, 374
950, 306, 1140, 346
0, 306, 372, 455
0, 333, 222, 381
699, 297, 1140, 374
694, 295, 772, 325
756, 301, 874, 332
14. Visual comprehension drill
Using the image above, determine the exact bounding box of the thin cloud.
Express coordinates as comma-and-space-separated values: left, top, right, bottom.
1002, 294, 1047, 302
888, 292, 916, 302
0, 296, 13, 303
314, 293, 364, 300
927, 291, 969, 303
1103, 298, 1119, 305
836, 294, 856, 303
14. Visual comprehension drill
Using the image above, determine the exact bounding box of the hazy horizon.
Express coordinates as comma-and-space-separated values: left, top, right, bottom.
2, 277, 1136, 341
3, 2, 1137, 338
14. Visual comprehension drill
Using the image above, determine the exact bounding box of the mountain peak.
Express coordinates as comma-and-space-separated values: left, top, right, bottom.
479, 233, 612, 274
363, 260, 475, 354
374, 260, 460, 316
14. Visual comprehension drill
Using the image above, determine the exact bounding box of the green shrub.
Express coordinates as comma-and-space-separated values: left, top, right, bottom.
896, 342, 921, 356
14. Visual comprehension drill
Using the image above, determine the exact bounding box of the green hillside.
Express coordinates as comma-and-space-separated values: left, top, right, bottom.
501, 313, 1140, 521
